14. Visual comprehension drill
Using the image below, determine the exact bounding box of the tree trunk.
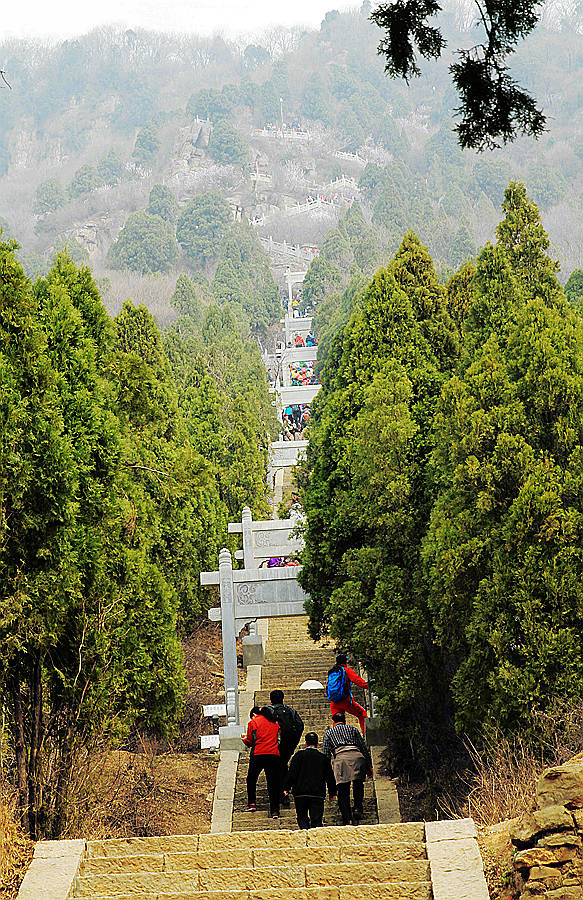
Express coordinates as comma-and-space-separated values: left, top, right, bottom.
51, 725, 74, 839
8, 672, 28, 829
27, 652, 43, 840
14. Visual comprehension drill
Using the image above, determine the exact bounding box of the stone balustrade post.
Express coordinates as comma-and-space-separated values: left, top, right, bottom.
219, 548, 240, 726
241, 507, 258, 637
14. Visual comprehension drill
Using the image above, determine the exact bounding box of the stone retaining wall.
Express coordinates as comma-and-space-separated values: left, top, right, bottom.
511, 754, 583, 898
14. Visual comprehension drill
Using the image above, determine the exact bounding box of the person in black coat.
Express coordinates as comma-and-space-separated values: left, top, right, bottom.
269, 689, 304, 807
284, 732, 336, 829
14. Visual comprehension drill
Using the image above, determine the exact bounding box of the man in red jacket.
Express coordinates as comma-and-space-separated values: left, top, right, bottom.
242, 706, 281, 817
329, 654, 368, 734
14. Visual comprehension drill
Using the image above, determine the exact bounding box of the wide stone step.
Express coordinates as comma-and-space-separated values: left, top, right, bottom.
82, 841, 427, 877
86, 825, 424, 856
75, 861, 430, 897
73, 884, 433, 899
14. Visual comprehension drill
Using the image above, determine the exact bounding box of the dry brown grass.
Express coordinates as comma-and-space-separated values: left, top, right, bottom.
0, 793, 33, 900
436, 703, 583, 900
61, 622, 226, 841
441, 701, 583, 827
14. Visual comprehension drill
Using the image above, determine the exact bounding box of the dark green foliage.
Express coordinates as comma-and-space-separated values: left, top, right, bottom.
425, 188, 583, 735
302, 257, 343, 309
187, 87, 235, 122
97, 150, 126, 186
68, 165, 103, 199
107, 211, 179, 274
495, 181, 560, 300
133, 122, 160, 164
450, 223, 475, 269
302, 182, 583, 769
35, 178, 66, 215
171, 273, 206, 324
299, 232, 459, 769
113, 300, 226, 628
207, 120, 247, 167
372, 0, 445, 80
211, 227, 280, 337
565, 270, 583, 310
446, 261, 476, 333
0, 246, 187, 837
301, 74, 330, 123
176, 192, 233, 268
372, 0, 546, 149
147, 184, 179, 223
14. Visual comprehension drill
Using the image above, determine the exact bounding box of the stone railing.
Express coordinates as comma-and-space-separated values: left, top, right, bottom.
511, 753, 583, 898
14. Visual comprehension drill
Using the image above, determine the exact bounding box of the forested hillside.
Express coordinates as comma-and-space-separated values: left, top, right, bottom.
3, 0, 583, 848
3, 0, 583, 299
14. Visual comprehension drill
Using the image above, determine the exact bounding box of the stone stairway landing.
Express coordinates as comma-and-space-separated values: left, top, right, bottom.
72, 823, 431, 899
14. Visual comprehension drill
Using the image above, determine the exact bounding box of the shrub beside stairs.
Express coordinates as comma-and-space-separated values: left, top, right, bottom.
72, 823, 432, 899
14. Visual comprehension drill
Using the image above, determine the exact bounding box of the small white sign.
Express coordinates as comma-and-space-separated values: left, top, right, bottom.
203, 704, 227, 718
200, 734, 220, 749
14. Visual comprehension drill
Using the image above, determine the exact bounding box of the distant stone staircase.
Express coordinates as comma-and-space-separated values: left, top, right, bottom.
72, 823, 432, 899
232, 616, 376, 832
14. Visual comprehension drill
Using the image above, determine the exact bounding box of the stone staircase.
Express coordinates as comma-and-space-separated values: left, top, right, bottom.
232, 616, 376, 832
72, 823, 432, 899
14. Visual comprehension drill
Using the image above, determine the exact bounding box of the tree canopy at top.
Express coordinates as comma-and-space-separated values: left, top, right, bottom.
371, 0, 546, 149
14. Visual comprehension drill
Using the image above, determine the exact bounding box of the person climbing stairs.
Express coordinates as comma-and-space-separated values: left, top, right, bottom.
232, 616, 377, 832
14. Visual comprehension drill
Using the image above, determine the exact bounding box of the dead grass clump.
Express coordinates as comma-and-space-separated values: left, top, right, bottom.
0, 792, 33, 900
440, 699, 583, 827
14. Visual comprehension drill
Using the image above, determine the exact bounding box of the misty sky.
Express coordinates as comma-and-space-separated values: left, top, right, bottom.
4, 0, 358, 41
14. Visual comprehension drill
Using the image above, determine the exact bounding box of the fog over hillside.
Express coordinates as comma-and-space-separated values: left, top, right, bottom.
2, 0, 583, 315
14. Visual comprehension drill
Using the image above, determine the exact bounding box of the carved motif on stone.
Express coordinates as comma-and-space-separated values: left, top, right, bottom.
236, 583, 260, 604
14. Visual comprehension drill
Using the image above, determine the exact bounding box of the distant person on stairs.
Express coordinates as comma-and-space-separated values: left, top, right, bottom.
326, 653, 368, 734
269, 689, 304, 808
323, 712, 373, 826
242, 706, 281, 817
284, 732, 336, 829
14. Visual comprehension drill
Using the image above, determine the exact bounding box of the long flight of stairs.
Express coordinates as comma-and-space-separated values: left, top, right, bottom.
232, 616, 376, 832
73, 823, 432, 899
70, 616, 435, 898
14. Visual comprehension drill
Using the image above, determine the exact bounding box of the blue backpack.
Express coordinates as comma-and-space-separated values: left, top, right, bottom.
326, 665, 348, 702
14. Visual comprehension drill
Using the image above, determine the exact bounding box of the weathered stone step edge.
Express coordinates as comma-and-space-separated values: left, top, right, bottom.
87, 824, 425, 858
82, 841, 428, 875
75, 860, 431, 896
73, 883, 433, 900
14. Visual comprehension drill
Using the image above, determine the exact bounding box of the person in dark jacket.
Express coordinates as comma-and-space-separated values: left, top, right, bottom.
284, 732, 336, 828
241, 706, 281, 817
269, 689, 304, 807
322, 711, 373, 825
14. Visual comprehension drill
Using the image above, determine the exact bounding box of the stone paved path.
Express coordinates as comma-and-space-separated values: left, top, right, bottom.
232, 615, 377, 832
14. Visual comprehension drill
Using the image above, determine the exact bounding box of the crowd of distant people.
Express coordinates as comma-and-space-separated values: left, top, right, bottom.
283, 403, 311, 439
289, 361, 318, 387
293, 332, 317, 347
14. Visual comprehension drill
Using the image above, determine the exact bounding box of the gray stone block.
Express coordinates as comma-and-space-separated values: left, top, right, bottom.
242, 634, 264, 666
219, 724, 246, 751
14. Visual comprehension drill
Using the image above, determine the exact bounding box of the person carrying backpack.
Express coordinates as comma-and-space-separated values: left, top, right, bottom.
326, 653, 368, 734
269, 689, 304, 808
